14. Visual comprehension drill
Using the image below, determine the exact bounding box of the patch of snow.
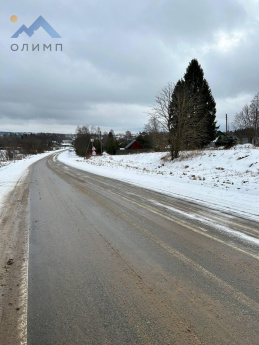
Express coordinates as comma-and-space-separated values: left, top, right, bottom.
58, 146, 259, 221
149, 200, 259, 246
0, 150, 62, 210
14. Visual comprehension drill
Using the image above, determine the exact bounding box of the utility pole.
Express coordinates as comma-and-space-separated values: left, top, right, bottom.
226, 114, 228, 134
255, 108, 258, 144
99, 129, 102, 154
85, 139, 92, 159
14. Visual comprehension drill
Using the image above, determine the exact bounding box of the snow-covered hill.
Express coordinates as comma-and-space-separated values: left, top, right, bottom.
58, 145, 259, 220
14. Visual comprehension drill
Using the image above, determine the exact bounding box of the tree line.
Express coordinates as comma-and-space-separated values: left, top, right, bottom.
74, 126, 158, 157
74, 126, 135, 156
0, 132, 69, 160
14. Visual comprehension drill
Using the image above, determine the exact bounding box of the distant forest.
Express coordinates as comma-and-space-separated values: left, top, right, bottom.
0, 132, 72, 160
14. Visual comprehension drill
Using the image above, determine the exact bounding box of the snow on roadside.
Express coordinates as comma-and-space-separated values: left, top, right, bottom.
0, 150, 62, 210
58, 145, 259, 221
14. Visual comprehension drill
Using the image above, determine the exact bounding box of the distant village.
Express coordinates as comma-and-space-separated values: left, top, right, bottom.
0, 126, 258, 164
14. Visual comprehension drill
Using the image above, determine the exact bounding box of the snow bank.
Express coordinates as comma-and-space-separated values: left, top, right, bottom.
0, 151, 61, 210
58, 146, 259, 221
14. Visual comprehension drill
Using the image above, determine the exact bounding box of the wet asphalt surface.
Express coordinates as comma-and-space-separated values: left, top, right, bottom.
27, 153, 259, 345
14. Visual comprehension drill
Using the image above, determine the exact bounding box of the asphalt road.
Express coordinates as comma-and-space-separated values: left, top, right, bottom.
27, 153, 259, 345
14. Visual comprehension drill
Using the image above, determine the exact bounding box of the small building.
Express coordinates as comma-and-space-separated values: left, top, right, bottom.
60, 140, 73, 148
125, 140, 143, 150
116, 140, 150, 155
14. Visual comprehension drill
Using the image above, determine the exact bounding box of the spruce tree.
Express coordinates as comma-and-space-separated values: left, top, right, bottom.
183, 59, 217, 145
169, 79, 207, 159
106, 131, 117, 155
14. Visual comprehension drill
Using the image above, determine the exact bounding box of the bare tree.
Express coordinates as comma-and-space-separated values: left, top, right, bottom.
149, 82, 174, 133
250, 92, 259, 142
125, 130, 132, 141
147, 82, 174, 150
74, 126, 90, 157
144, 117, 163, 149
233, 92, 259, 144
76, 125, 89, 135
233, 105, 250, 130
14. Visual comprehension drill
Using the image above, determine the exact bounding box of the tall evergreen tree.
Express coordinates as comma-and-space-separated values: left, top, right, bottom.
105, 130, 118, 155
183, 59, 217, 145
169, 79, 207, 159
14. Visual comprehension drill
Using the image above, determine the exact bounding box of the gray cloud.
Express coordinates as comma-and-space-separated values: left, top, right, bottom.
1, 0, 258, 133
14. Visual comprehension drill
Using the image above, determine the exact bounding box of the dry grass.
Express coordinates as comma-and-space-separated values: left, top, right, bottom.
176, 149, 205, 161
161, 153, 171, 161
161, 149, 206, 162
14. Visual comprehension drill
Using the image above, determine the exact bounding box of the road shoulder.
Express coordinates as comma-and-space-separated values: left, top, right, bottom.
0, 172, 30, 345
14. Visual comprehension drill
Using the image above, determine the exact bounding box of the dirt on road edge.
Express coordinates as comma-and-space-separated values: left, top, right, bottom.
0, 171, 31, 345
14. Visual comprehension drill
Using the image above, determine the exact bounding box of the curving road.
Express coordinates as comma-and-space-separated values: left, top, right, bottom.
26, 153, 259, 345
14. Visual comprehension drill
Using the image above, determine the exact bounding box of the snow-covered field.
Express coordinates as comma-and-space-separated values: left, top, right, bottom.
0, 150, 63, 210
58, 145, 259, 221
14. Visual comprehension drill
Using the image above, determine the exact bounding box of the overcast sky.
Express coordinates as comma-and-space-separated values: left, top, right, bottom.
1, 0, 259, 134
